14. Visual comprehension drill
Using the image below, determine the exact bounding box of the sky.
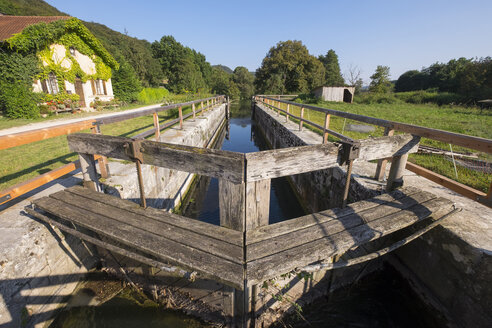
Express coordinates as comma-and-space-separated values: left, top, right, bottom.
46, 0, 492, 84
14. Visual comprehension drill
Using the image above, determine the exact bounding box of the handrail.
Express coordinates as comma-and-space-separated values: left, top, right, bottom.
257, 96, 492, 154
0, 95, 225, 205
255, 95, 492, 207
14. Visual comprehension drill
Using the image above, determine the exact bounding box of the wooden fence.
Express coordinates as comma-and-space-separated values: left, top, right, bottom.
255, 96, 492, 208
0, 96, 225, 205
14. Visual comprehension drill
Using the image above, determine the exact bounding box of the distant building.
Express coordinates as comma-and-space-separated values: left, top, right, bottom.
0, 16, 116, 109
312, 86, 355, 103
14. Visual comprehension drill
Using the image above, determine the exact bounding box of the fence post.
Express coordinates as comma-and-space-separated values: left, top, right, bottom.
192, 103, 196, 119
219, 177, 270, 327
323, 113, 331, 144
299, 107, 304, 131
375, 128, 395, 180
179, 106, 183, 129
91, 125, 109, 178
153, 112, 160, 141
286, 104, 290, 122
386, 154, 409, 191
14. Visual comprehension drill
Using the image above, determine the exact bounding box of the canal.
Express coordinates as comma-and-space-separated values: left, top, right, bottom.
50, 100, 448, 327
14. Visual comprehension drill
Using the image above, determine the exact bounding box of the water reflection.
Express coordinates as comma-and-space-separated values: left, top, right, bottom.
181, 100, 305, 224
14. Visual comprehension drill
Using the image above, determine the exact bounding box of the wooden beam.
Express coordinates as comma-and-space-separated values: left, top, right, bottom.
0, 120, 95, 151
374, 127, 394, 180
262, 97, 492, 153
67, 133, 245, 183
79, 153, 101, 192
245, 143, 340, 181
405, 162, 489, 206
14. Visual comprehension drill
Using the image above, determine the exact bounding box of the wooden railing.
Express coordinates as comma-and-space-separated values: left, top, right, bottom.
255, 95, 492, 208
0, 96, 225, 205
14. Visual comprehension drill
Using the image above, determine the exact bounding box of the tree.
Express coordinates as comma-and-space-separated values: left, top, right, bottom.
369, 65, 392, 93
318, 49, 344, 86
210, 66, 231, 95
112, 57, 142, 103
232, 66, 254, 99
345, 64, 363, 94
255, 40, 325, 94
395, 70, 429, 92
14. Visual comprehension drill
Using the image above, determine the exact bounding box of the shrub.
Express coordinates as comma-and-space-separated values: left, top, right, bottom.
0, 83, 40, 118
355, 93, 401, 104
394, 91, 466, 105
137, 87, 169, 104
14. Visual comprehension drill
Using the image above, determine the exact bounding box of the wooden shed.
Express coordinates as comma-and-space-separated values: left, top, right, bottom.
312, 86, 355, 103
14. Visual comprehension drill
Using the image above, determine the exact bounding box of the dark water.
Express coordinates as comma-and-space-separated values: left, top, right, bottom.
181, 100, 305, 224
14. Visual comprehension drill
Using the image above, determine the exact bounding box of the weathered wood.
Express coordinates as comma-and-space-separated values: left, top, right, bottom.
67, 185, 243, 246
79, 153, 100, 192
49, 189, 242, 263
357, 134, 420, 161
246, 197, 454, 283
299, 107, 304, 131
375, 127, 395, 180
245, 180, 271, 231
387, 154, 409, 191
246, 190, 437, 261
323, 113, 331, 144
405, 162, 489, 206
245, 143, 340, 181
33, 195, 244, 288
219, 179, 245, 231
91, 125, 110, 179
0, 120, 95, 151
261, 96, 492, 153
153, 112, 160, 141
67, 134, 245, 184
246, 186, 421, 244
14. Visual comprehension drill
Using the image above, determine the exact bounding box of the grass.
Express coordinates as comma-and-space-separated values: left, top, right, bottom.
0, 95, 209, 191
273, 99, 492, 193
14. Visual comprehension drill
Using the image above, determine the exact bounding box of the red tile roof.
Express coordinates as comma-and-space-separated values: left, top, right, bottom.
0, 16, 70, 41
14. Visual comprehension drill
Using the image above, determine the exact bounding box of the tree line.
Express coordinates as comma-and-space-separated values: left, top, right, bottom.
395, 57, 492, 101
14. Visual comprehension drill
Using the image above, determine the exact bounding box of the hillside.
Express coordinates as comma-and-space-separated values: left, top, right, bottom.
0, 0, 161, 87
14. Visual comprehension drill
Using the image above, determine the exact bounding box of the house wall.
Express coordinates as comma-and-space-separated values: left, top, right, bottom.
313, 87, 355, 103
33, 43, 114, 110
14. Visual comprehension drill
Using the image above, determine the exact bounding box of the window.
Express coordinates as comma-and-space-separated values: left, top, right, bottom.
93, 79, 107, 95
44, 72, 59, 95
69, 47, 76, 56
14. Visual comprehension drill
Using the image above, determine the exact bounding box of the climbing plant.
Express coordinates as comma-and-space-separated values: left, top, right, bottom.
1, 18, 118, 118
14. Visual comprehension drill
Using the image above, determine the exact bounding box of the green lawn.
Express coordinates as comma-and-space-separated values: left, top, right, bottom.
274, 100, 492, 192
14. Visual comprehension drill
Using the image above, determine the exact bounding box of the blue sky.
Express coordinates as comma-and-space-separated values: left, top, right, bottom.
46, 0, 492, 84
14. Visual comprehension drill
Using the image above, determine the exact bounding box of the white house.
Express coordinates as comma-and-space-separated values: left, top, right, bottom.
312, 86, 355, 103
0, 15, 116, 109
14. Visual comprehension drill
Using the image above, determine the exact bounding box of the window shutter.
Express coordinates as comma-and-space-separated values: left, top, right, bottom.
102, 81, 107, 95
41, 80, 48, 93
90, 80, 96, 95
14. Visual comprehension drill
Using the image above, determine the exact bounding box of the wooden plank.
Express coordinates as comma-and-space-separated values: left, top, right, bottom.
245, 143, 340, 181
375, 128, 395, 180
358, 134, 419, 161
246, 190, 437, 261
405, 162, 488, 202
33, 196, 244, 288
246, 197, 454, 283
67, 133, 245, 184
50, 190, 242, 264
245, 180, 271, 231
262, 97, 492, 154
67, 186, 243, 246
219, 179, 245, 231
0, 120, 95, 151
246, 186, 421, 244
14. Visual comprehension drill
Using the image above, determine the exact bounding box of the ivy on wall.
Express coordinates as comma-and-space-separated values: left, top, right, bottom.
1, 17, 118, 118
